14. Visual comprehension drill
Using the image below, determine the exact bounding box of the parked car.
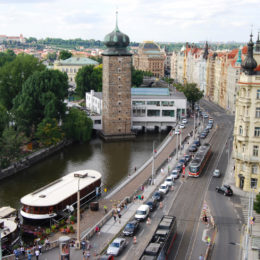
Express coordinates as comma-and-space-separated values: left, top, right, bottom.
206, 123, 213, 129
146, 199, 158, 212
200, 132, 207, 139
203, 128, 209, 134
189, 144, 198, 152
213, 169, 221, 177
107, 238, 127, 256
209, 118, 214, 124
123, 220, 139, 236
152, 191, 164, 202
182, 118, 188, 124
159, 182, 169, 194
203, 113, 209, 118
175, 129, 180, 135
175, 163, 183, 174
135, 204, 150, 221
216, 185, 233, 196
171, 169, 180, 179
165, 176, 174, 186
184, 154, 191, 163
179, 124, 185, 129
193, 139, 201, 147
179, 157, 186, 166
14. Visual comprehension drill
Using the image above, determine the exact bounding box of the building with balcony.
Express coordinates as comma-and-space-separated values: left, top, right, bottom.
233, 34, 260, 192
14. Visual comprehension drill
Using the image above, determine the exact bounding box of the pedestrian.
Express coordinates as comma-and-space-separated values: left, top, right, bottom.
45, 238, 50, 250
83, 250, 87, 260
35, 248, 40, 260
27, 250, 32, 260
134, 166, 137, 172
86, 250, 91, 259
199, 254, 204, 260
161, 168, 164, 174
38, 244, 42, 254
81, 240, 86, 251
13, 249, 19, 260
207, 236, 211, 245
86, 240, 90, 250
141, 195, 144, 200
21, 246, 25, 256
95, 225, 99, 233
117, 207, 121, 214
104, 205, 108, 213
118, 212, 121, 223
113, 213, 117, 222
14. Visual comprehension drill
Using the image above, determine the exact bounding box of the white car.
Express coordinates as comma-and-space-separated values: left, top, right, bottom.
106, 237, 127, 256
175, 129, 180, 135
165, 176, 174, 187
213, 169, 221, 177
182, 118, 187, 124
179, 124, 185, 129
171, 169, 179, 179
159, 182, 169, 194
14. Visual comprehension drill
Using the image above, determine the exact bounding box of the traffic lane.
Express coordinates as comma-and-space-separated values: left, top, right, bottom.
168, 122, 229, 260
119, 183, 182, 260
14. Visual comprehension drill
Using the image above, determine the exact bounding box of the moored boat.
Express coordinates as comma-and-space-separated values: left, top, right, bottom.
20, 170, 102, 223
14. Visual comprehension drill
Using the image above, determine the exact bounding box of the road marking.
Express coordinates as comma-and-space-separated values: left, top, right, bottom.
139, 228, 144, 236
173, 222, 187, 260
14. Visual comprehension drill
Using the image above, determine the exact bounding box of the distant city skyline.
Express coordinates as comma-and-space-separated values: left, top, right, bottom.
0, 0, 259, 43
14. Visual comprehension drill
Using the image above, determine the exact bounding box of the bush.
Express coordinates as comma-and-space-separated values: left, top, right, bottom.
45, 228, 51, 235
70, 215, 75, 222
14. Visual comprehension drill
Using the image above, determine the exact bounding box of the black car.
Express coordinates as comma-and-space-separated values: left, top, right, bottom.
193, 140, 201, 147
200, 132, 207, 139
152, 191, 164, 202
204, 128, 209, 134
184, 154, 191, 163
189, 144, 198, 152
123, 220, 139, 236
175, 163, 183, 173
146, 199, 158, 212
216, 185, 233, 196
179, 157, 186, 166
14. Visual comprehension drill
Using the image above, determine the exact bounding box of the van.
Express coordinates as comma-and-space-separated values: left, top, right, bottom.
135, 204, 150, 221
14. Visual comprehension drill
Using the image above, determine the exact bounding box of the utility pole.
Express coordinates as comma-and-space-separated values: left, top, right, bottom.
152, 141, 156, 185
75, 176, 81, 249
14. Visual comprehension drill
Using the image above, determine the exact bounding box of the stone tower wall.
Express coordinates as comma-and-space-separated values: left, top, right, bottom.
102, 55, 132, 136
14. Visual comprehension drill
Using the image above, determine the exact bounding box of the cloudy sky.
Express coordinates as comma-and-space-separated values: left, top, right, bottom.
0, 0, 259, 43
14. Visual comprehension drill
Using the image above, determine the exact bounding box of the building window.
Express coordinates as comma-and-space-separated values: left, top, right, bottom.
255, 127, 260, 137
253, 145, 259, 157
118, 76, 121, 81
251, 178, 258, 189
147, 101, 160, 106
147, 110, 160, 117
161, 101, 174, 106
239, 126, 243, 135
132, 101, 145, 106
252, 164, 258, 174
256, 108, 260, 118
257, 89, 260, 99
162, 110, 175, 117
118, 68, 121, 73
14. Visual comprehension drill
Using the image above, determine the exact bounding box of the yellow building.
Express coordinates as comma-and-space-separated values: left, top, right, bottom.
54, 57, 99, 85
133, 41, 165, 78
233, 34, 260, 192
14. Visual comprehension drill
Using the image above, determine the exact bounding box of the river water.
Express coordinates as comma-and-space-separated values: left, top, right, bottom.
0, 133, 167, 209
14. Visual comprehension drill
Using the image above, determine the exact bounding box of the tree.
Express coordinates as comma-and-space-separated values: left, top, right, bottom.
89, 56, 102, 63
0, 49, 16, 67
47, 52, 57, 62
35, 118, 64, 146
174, 83, 203, 110
0, 104, 9, 136
63, 108, 93, 142
0, 54, 45, 110
75, 64, 102, 98
13, 69, 68, 136
132, 68, 143, 87
0, 127, 26, 168
254, 193, 260, 213
59, 50, 72, 60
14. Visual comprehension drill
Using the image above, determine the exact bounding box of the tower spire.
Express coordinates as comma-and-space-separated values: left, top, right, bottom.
115, 10, 119, 31
256, 30, 260, 53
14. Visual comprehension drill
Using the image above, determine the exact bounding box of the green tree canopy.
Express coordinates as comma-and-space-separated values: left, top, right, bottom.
47, 52, 57, 62
75, 64, 102, 98
35, 118, 64, 146
0, 49, 16, 67
254, 193, 260, 214
132, 68, 143, 87
0, 104, 9, 136
59, 50, 72, 60
0, 54, 45, 109
63, 108, 93, 142
174, 83, 203, 109
13, 69, 68, 135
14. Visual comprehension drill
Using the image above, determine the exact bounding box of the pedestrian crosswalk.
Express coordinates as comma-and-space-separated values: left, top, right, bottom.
240, 197, 260, 223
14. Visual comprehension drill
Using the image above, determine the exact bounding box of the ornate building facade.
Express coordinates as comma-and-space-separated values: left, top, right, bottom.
233, 34, 260, 192
133, 41, 166, 77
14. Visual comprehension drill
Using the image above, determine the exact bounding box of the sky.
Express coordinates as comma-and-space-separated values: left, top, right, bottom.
0, 0, 259, 43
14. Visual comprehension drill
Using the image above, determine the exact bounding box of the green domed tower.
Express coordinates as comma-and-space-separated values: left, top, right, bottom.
101, 13, 135, 140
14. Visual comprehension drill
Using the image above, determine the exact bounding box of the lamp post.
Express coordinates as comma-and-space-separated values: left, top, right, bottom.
75, 177, 81, 249
151, 141, 156, 185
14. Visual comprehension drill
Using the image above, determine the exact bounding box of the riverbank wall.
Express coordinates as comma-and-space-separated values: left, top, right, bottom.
0, 140, 72, 181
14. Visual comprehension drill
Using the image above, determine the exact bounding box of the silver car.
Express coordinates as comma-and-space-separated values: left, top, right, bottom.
107, 237, 126, 256
213, 169, 221, 177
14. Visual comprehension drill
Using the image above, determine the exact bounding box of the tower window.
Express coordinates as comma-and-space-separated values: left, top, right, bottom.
118, 76, 121, 81
118, 68, 121, 73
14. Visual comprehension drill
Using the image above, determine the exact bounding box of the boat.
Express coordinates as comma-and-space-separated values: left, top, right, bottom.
0, 207, 20, 255
20, 170, 102, 223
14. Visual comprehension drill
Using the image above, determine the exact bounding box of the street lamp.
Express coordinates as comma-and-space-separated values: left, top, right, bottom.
151, 141, 156, 185
74, 175, 81, 249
